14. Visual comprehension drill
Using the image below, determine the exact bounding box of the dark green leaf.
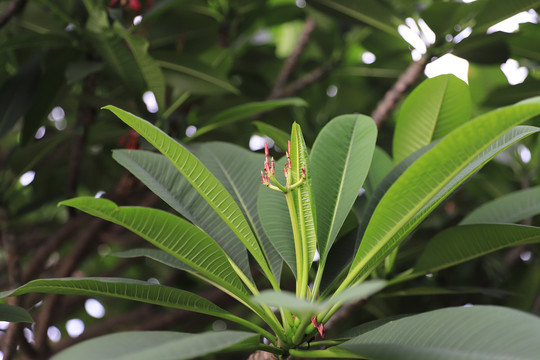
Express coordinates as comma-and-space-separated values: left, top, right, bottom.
0, 304, 34, 323
52, 331, 258, 360
340, 306, 540, 360
461, 186, 540, 225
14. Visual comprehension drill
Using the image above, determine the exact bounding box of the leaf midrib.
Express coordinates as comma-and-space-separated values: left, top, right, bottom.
321, 121, 357, 258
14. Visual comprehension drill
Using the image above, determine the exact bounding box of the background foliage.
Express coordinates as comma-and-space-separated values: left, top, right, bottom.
1, 0, 540, 359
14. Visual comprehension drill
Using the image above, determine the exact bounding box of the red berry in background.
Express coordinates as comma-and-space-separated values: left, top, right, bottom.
108, 0, 152, 12
118, 130, 140, 149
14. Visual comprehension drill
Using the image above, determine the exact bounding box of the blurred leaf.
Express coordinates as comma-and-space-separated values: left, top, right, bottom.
155, 53, 239, 94
393, 75, 471, 164
484, 78, 540, 107
253, 121, 291, 152
0, 33, 72, 51
453, 32, 511, 64
65, 61, 105, 84
461, 186, 540, 224
473, 0, 540, 34
84, 8, 147, 96
0, 304, 34, 323
310, 0, 402, 37
190, 98, 307, 140
339, 306, 540, 359
421, 1, 475, 38
253, 280, 386, 316
509, 23, 540, 62
22, 50, 76, 144
115, 24, 166, 112
52, 331, 258, 360
0, 60, 41, 138
378, 286, 511, 298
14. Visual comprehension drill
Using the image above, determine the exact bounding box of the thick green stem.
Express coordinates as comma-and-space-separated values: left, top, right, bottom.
222, 313, 277, 344
292, 316, 312, 345
285, 192, 305, 296
310, 258, 325, 301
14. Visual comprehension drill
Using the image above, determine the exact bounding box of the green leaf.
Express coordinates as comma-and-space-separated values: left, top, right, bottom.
0, 303, 34, 323
60, 198, 249, 299
363, 147, 393, 199
112, 149, 252, 282
190, 142, 283, 283
115, 24, 166, 112
0, 60, 40, 138
253, 280, 385, 316
461, 186, 540, 225
0, 278, 232, 320
345, 99, 540, 289
309, 0, 401, 37
340, 305, 540, 360
21, 50, 74, 144
393, 75, 471, 164
408, 224, 540, 279
473, 0, 540, 34
253, 121, 291, 153
257, 157, 296, 277
52, 330, 258, 360
191, 98, 308, 140
453, 32, 511, 64
86, 12, 145, 96
112, 248, 193, 273
321, 143, 427, 297
104, 106, 274, 285
155, 54, 239, 94
378, 286, 511, 298
311, 114, 377, 262
65, 61, 105, 85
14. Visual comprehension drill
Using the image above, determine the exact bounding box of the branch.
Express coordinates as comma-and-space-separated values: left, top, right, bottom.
0, 0, 27, 29
67, 74, 98, 216
269, 17, 316, 99
0, 211, 24, 360
271, 60, 337, 100
370, 54, 429, 128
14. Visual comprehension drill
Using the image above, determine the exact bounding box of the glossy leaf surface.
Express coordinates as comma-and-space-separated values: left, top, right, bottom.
393, 74, 471, 164
52, 330, 258, 360
60, 198, 249, 298
408, 224, 540, 279
104, 106, 273, 281
340, 306, 540, 360
0, 304, 34, 323
460, 186, 540, 225
311, 114, 377, 261
0, 278, 231, 319
346, 100, 540, 288
112, 149, 252, 280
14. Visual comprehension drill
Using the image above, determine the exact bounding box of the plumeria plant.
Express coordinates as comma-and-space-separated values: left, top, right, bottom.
4, 75, 540, 359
